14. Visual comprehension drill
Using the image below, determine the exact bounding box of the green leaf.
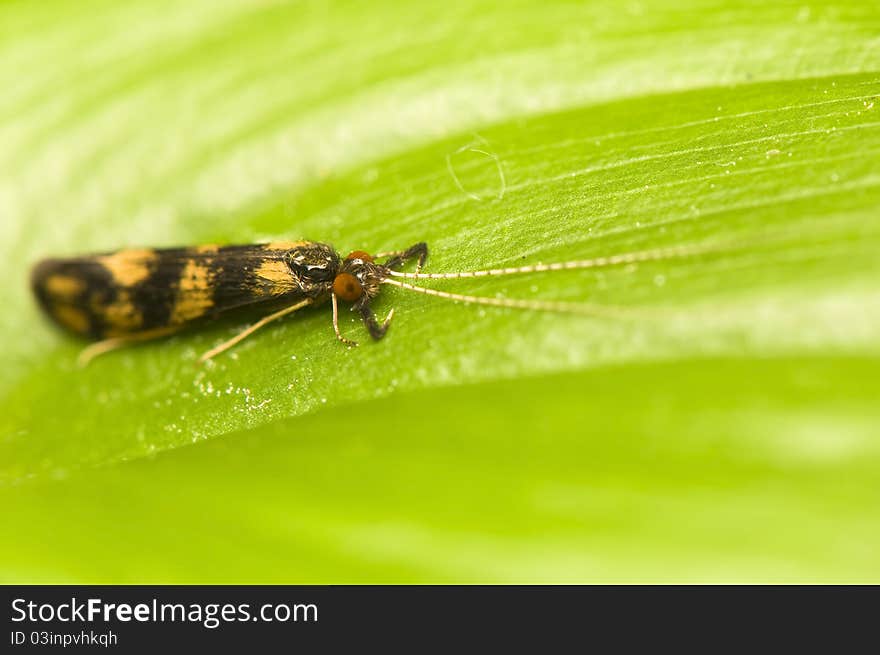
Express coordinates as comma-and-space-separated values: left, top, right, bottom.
1, 1, 879, 582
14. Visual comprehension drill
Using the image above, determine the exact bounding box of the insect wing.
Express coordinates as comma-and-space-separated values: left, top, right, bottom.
31, 243, 310, 339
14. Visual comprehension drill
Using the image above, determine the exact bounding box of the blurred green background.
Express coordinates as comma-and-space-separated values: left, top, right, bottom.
1, 0, 879, 582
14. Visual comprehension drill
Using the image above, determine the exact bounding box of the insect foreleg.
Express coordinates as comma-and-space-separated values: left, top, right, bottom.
356, 298, 395, 340
331, 292, 358, 346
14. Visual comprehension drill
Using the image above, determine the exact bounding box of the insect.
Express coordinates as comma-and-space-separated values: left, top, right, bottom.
31, 239, 720, 365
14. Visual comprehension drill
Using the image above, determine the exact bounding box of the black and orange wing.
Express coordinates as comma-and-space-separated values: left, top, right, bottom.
31, 242, 312, 340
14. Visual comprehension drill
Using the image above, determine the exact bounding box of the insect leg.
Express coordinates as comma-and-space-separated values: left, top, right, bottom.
356, 298, 395, 340
381, 242, 429, 273
198, 298, 312, 362
77, 326, 180, 367
331, 292, 358, 346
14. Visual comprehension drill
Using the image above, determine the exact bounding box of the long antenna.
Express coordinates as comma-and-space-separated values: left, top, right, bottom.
386, 241, 728, 280
382, 278, 639, 317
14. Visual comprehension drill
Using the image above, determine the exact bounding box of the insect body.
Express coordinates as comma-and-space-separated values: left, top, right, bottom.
32, 241, 427, 364
32, 238, 722, 364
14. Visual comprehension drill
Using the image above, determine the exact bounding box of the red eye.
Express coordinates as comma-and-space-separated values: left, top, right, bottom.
344, 250, 373, 263
333, 272, 363, 301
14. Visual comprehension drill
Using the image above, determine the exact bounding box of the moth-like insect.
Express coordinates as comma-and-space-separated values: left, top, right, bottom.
31, 239, 717, 364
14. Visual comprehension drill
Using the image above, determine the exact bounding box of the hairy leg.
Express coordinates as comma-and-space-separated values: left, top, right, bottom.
381, 242, 428, 273
357, 299, 395, 340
